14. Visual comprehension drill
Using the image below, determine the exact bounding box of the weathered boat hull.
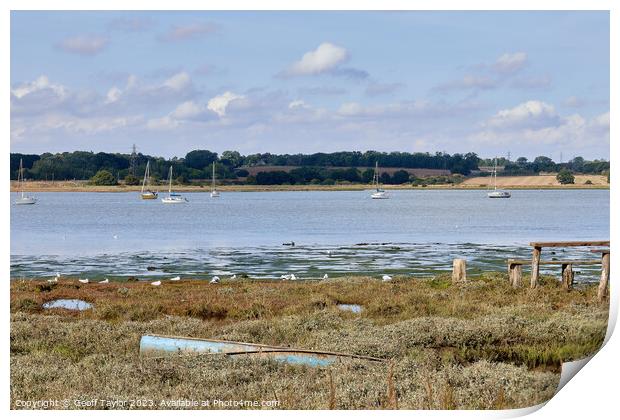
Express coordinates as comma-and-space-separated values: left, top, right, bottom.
139, 334, 384, 367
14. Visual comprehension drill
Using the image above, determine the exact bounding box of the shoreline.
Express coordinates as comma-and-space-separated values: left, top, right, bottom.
9, 182, 610, 193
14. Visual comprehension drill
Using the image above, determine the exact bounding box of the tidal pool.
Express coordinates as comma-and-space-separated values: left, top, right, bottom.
42, 299, 93, 311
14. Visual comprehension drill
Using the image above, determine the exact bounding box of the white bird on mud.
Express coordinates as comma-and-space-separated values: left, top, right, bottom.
151, 280, 161, 286
280, 274, 291, 280
323, 274, 329, 280
382, 275, 393, 282
99, 279, 109, 284
78, 279, 89, 284
230, 274, 237, 279
210, 276, 220, 284
170, 276, 181, 281
290, 274, 297, 280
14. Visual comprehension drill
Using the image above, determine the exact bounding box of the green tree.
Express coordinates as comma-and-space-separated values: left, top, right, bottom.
556, 169, 575, 184
124, 174, 140, 185
89, 170, 117, 186
185, 150, 218, 170
391, 170, 410, 184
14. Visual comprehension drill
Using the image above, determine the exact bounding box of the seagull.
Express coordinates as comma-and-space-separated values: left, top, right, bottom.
151, 280, 161, 286
327, 251, 332, 257
47, 277, 58, 283
323, 274, 329, 280
210, 276, 220, 284
56, 272, 61, 278
290, 274, 297, 280
280, 274, 292, 280
230, 274, 237, 279
170, 276, 181, 281
99, 279, 109, 284
382, 275, 393, 282
78, 279, 89, 284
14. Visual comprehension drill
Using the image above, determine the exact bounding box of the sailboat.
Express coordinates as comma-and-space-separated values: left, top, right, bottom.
14, 159, 37, 205
210, 163, 220, 198
161, 166, 188, 204
140, 161, 158, 199
371, 162, 389, 199
487, 158, 511, 198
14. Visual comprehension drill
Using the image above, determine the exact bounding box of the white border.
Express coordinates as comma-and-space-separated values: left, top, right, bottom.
3, 2, 616, 419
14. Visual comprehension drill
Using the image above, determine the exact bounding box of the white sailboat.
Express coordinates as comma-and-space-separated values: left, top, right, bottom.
210, 163, 220, 198
161, 166, 188, 204
371, 162, 389, 199
487, 158, 511, 198
140, 161, 158, 199
14, 158, 37, 205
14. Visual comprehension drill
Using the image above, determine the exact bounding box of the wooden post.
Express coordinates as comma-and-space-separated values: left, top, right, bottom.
561, 263, 574, 290
508, 263, 523, 288
597, 252, 610, 303
452, 259, 467, 283
530, 246, 541, 288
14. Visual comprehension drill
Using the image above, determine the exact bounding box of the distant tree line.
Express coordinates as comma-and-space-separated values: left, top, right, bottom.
10, 150, 609, 185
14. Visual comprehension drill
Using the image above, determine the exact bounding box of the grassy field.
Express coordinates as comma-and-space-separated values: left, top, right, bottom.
461, 174, 608, 188
10, 274, 608, 409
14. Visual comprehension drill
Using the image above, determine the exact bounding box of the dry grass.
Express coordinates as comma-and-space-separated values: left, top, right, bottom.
10, 274, 608, 409
461, 174, 608, 188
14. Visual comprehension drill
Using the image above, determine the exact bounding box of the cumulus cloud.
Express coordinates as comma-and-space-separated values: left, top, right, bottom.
160, 22, 218, 42
485, 100, 560, 129
11, 75, 66, 99
469, 100, 609, 156
56, 35, 109, 55
282, 42, 349, 76
493, 52, 528, 74
207, 91, 245, 117
162, 72, 191, 91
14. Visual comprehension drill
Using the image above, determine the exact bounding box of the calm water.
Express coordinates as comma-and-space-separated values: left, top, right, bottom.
11, 190, 609, 281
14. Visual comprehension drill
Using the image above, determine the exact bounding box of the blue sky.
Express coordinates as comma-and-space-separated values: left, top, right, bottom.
10, 11, 610, 160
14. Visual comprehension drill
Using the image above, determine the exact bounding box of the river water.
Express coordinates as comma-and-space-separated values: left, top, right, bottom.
10, 189, 609, 281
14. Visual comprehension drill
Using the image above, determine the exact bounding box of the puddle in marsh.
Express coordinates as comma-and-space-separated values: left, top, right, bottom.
337, 304, 363, 313
42, 299, 93, 311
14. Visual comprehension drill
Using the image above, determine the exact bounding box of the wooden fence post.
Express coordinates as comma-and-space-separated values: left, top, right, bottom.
530, 246, 541, 288
508, 262, 523, 288
597, 252, 610, 303
561, 263, 574, 290
452, 259, 467, 283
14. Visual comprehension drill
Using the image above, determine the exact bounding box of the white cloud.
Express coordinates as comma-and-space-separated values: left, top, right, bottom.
494, 52, 528, 74
288, 100, 309, 110
485, 100, 560, 129
146, 115, 179, 130
162, 72, 191, 91
11, 75, 67, 99
105, 87, 122, 104
171, 101, 203, 119
57, 35, 109, 56
284, 43, 349, 76
207, 91, 245, 117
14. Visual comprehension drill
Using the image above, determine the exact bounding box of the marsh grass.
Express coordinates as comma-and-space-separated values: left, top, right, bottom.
10, 274, 608, 409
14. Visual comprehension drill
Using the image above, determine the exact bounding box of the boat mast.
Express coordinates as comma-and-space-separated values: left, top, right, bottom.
168, 166, 173, 195
493, 158, 497, 191
19, 158, 24, 198
212, 163, 216, 191
142, 161, 149, 193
